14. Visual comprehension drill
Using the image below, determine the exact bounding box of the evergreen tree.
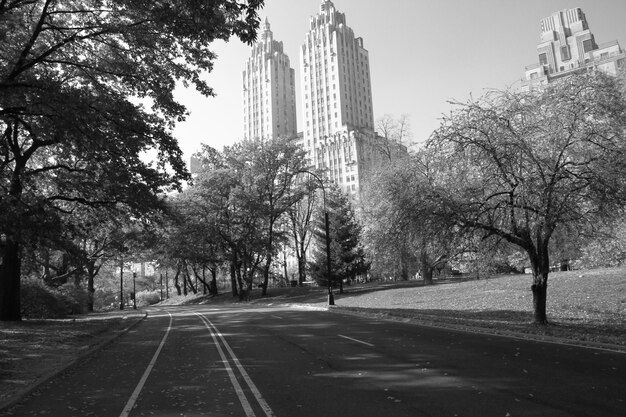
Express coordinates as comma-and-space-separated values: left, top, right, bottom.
309, 185, 369, 293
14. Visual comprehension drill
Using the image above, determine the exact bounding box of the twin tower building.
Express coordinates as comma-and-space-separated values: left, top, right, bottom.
242, 1, 404, 197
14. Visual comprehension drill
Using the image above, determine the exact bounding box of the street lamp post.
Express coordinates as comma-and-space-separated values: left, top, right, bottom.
298, 170, 334, 306
132, 272, 137, 310
324, 210, 334, 305
119, 246, 128, 310
119, 255, 124, 310
160, 273, 163, 302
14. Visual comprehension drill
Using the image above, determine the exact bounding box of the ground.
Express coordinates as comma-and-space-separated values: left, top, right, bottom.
0, 311, 145, 407
1, 267, 625, 408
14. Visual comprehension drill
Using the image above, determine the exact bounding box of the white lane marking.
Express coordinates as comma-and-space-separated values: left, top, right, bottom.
119, 311, 173, 417
195, 313, 255, 417
196, 313, 276, 417
338, 334, 375, 347
270, 315, 282, 320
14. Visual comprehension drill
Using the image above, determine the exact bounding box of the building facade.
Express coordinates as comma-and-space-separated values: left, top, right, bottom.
522, 8, 626, 91
299, 1, 404, 196
242, 19, 297, 141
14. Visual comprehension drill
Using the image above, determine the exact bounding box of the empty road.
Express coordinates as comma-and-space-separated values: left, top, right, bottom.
2, 304, 624, 416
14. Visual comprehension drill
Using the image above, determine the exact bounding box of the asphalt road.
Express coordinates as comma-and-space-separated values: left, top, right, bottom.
2, 304, 624, 416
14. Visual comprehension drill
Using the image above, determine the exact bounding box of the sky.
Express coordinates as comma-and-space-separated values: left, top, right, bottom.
172, 0, 626, 160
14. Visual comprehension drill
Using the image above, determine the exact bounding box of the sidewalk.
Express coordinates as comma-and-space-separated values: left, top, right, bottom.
0, 310, 147, 410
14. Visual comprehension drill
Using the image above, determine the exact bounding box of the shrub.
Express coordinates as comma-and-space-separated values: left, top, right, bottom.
20, 278, 68, 319
57, 283, 89, 314
93, 287, 119, 311
135, 290, 161, 307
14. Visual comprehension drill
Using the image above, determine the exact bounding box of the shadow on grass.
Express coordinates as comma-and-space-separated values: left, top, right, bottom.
338, 306, 626, 347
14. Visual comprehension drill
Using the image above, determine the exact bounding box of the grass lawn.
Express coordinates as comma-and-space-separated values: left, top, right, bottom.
329, 267, 626, 348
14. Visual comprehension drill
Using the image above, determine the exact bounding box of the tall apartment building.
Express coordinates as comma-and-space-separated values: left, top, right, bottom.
522, 8, 626, 91
242, 19, 297, 141
299, 1, 403, 196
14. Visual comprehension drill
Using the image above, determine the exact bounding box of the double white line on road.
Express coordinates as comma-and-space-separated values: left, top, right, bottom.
195, 312, 275, 417
119, 311, 173, 417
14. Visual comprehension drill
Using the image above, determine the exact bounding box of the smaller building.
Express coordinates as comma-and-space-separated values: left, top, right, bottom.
522, 8, 626, 91
303, 127, 407, 198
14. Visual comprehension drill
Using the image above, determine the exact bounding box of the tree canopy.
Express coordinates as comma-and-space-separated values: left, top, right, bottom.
0, 0, 264, 320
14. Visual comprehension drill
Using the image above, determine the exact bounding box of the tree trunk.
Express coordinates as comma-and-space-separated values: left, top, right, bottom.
173, 265, 182, 296
184, 266, 197, 294
262, 221, 275, 296
531, 277, 548, 324
236, 263, 247, 301
296, 226, 308, 285
191, 268, 210, 295
400, 251, 409, 281
262, 253, 271, 296
209, 267, 218, 296
227, 261, 236, 297
86, 259, 96, 312
529, 243, 550, 325
283, 250, 289, 288
420, 252, 434, 285
0, 239, 22, 321
2, 125, 25, 321
297, 253, 306, 286
422, 267, 434, 285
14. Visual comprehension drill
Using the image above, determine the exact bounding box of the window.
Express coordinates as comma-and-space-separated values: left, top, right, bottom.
583, 39, 594, 53
539, 53, 548, 65
560, 46, 571, 61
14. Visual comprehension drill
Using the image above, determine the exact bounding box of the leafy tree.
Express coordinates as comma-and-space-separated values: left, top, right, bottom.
361, 151, 467, 284
183, 145, 268, 299
288, 176, 319, 285
580, 217, 626, 268
428, 72, 626, 324
0, 0, 264, 320
169, 189, 225, 296
232, 137, 307, 295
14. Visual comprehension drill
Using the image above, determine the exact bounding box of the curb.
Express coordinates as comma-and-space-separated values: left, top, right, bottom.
332, 306, 626, 354
0, 312, 148, 412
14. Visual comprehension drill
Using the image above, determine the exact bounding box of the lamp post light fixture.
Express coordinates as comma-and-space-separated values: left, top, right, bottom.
297, 170, 334, 306
119, 255, 124, 311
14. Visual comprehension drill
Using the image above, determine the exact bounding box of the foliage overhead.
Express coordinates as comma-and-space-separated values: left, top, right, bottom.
0, 0, 265, 320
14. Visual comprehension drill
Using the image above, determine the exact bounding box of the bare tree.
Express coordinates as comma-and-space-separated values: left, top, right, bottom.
374, 114, 412, 161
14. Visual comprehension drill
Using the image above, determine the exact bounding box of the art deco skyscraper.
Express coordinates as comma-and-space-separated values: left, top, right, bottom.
301, 0, 374, 144
522, 8, 626, 90
299, 1, 394, 195
242, 19, 297, 141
